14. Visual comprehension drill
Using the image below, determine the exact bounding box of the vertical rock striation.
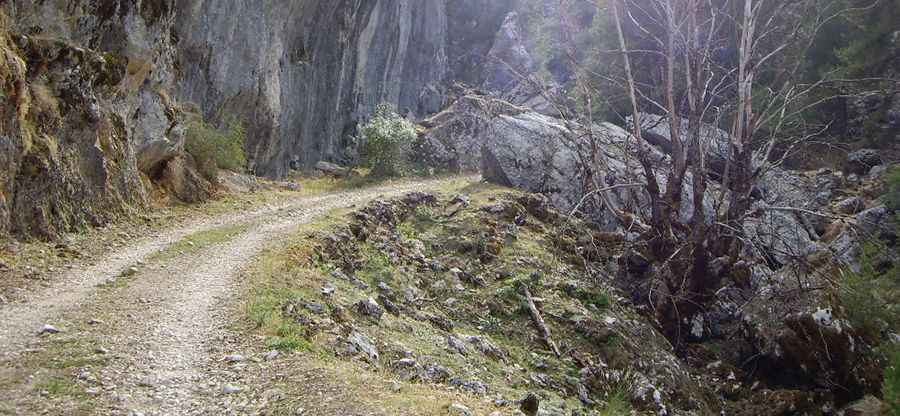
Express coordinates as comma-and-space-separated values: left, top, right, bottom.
174, 0, 513, 177
0, 0, 516, 239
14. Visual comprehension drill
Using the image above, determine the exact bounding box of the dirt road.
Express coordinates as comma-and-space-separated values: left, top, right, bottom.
0, 176, 472, 415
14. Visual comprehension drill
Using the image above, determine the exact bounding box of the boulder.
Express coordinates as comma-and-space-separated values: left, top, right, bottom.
137, 137, 182, 174
479, 111, 584, 211
217, 171, 263, 194
447, 403, 473, 416
345, 330, 379, 362
835, 196, 867, 215
449, 96, 666, 229
632, 112, 730, 161
315, 161, 350, 177
355, 297, 384, 320
841, 395, 884, 416
844, 149, 883, 176
158, 154, 213, 203
424, 94, 830, 248
419, 94, 529, 173
856, 205, 891, 236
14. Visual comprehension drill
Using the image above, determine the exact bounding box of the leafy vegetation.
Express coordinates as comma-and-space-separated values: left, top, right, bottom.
236, 181, 676, 414
886, 166, 900, 212
599, 389, 633, 416
886, 345, 900, 416
37, 377, 80, 397
800, 0, 899, 143
831, 0, 900, 79
357, 104, 418, 178
185, 114, 247, 181
837, 242, 900, 341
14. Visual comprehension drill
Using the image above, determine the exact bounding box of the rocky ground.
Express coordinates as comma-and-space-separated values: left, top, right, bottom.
1, 172, 897, 416
0, 175, 475, 415
223, 180, 898, 415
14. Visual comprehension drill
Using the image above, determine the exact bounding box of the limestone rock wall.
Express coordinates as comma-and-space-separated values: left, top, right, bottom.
0, 0, 517, 239
174, 0, 514, 177
0, 0, 180, 239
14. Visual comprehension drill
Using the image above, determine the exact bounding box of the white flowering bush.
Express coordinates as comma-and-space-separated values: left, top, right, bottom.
358, 104, 417, 177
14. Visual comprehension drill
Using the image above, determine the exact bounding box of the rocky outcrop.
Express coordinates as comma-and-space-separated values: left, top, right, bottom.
723, 264, 884, 405
0, 1, 213, 239
424, 94, 895, 407
422, 95, 737, 230
0, 18, 147, 239
420, 94, 595, 213
844, 148, 884, 176
6, 0, 185, 163
314, 191, 716, 415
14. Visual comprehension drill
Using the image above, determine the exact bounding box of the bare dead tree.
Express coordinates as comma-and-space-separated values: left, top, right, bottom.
596, 0, 877, 343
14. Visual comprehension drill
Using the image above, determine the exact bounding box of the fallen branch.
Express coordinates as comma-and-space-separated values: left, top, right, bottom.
753, 205, 848, 221
519, 282, 561, 357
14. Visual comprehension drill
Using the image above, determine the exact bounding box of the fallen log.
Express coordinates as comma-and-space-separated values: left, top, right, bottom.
519, 282, 561, 357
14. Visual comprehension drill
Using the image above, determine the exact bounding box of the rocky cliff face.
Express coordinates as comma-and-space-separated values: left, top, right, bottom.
175, 0, 514, 177
0, 0, 182, 239
0, 0, 520, 239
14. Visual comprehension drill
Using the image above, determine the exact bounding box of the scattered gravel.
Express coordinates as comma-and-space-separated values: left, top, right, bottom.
0, 178, 469, 415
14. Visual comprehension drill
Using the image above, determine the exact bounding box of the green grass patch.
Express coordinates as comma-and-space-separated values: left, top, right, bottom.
247, 285, 317, 352
355, 247, 397, 285
36, 377, 80, 397
44, 355, 108, 370
150, 223, 249, 262
599, 389, 633, 416
242, 211, 355, 351
572, 288, 613, 311
268, 322, 314, 351
885, 345, 900, 416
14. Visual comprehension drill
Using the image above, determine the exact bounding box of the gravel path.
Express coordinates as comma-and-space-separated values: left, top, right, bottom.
0, 177, 469, 415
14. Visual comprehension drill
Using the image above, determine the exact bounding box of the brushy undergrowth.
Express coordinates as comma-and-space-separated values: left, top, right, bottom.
885, 166, 900, 212
838, 242, 900, 342
885, 345, 900, 416
185, 114, 246, 181
357, 104, 418, 178
599, 389, 634, 416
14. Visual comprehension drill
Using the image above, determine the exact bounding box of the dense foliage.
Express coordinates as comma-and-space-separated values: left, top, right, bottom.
838, 243, 900, 341
185, 115, 247, 181
831, 0, 900, 78
887, 346, 900, 416
886, 167, 900, 212
357, 104, 418, 178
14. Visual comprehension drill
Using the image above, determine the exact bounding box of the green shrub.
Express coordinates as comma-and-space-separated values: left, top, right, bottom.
885, 166, 900, 212
838, 242, 900, 341
357, 104, 417, 178
573, 288, 613, 310
885, 345, 900, 416
185, 115, 247, 181
600, 389, 633, 416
